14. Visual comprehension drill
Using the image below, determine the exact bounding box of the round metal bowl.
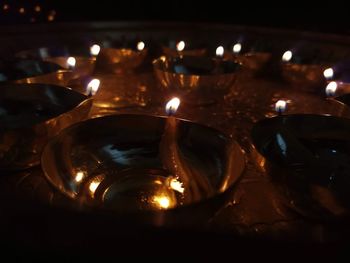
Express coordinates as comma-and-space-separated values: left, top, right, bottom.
153, 55, 241, 106
251, 114, 350, 222
0, 58, 73, 86
41, 114, 245, 225
0, 83, 92, 171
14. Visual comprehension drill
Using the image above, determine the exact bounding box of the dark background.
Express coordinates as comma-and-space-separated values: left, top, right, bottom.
1, 0, 350, 34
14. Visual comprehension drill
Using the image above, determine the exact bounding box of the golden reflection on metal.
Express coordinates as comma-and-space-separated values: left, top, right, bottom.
282, 50, 292, 62
153, 195, 171, 209
169, 178, 184, 194
326, 81, 338, 97
75, 171, 85, 183
88, 176, 104, 196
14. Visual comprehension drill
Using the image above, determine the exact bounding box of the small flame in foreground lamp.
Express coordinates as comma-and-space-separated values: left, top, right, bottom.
169, 178, 184, 194
90, 44, 101, 56
323, 67, 334, 80
153, 195, 171, 209
216, 46, 224, 57
176, 41, 185, 52
86, 78, 100, 96
282, 50, 292, 62
137, 41, 145, 51
88, 176, 104, 196
75, 171, 85, 183
165, 97, 180, 116
232, 43, 242, 54
275, 100, 287, 114
325, 81, 337, 97
67, 57, 76, 68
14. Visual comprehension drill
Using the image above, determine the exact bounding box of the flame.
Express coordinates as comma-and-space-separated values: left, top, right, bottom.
323, 68, 334, 80
176, 41, 185, 52
232, 43, 242, 54
282, 50, 292, 62
3, 4, 9, 11
67, 57, 76, 68
325, 81, 337, 97
169, 178, 184, 194
153, 195, 171, 209
88, 177, 104, 196
35, 5, 41, 12
165, 97, 180, 116
90, 44, 101, 56
275, 100, 287, 113
75, 171, 85, 183
137, 41, 145, 51
216, 46, 224, 57
86, 78, 100, 96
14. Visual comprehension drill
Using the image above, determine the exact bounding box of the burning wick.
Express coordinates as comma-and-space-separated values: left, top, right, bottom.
282, 50, 292, 62
232, 43, 242, 54
275, 100, 287, 114
176, 41, 185, 52
325, 81, 337, 97
137, 41, 145, 51
66, 57, 76, 69
86, 78, 100, 96
216, 46, 224, 57
165, 97, 180, 116
90, 44, 101, 56
323, 67, 334, 80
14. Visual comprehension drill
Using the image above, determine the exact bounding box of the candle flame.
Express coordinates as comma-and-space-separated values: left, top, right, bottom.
165, 97, 180, 116
153, 195, 171, 209
325, 81, 337, 97
216, 46, 224, 57
176, 41, 185, 52
275, 100, 287, 113
90, 44, 101, 56
67, 57, 76, 68
282, 50, 292, 62
75, 171, 85, 183
232, 43, 242, 54
169, 178, 184, 194
323, 68, 334, 80
86, 78, 100, 96
137, 41, 145, 51
88, 176, 104, 196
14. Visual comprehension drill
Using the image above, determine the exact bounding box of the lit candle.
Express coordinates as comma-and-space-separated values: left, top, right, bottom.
86, 78, 100, 96
137, 41, 145, 51
325, 81, 337, 97
160, 98, 213, 203
66, 56, 76, 69
176, 41, 185, 52
282, 50, 292, 62
323, 67, 334, 80
216, 46, 224, 57
232, 43, 242, 54
275, 100, 287, 115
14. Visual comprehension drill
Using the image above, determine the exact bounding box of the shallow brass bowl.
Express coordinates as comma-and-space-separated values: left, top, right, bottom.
0, 83, 92, 171
41, 114, 245, 225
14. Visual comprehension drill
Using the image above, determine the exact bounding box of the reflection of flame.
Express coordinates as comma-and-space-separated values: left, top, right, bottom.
3, 4, 9, 11
275, 100, 287, 113
153, 195, 170, 209
35, 5, 41, 12
325, 81, 337, 96
232, 43, 242, 54
67, 57, 76, 68
19, 7, 25, 14
216, 46, 224, 57
282, 50, 292, 62
323, 68, 334, 80
86, 78, 100, 96
176, 41, 185, 52
137, 41, 145, 51
90, 44, 101, 56
75, 171, 85, 183
169, 178, 184, 194
89, 178, 103, 196
165, 97, 180, 116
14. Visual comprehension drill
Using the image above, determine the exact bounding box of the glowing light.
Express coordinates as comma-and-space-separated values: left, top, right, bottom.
323, 68, 334, 80
75, 171, 85, 183
3, 4, 9, 11
34, 5, 41, 12
282, 50, 292, 62
232, 43, 242, 54
137, 41, 145, 51
86, 78, 100, 96
169, 178, 184, 194
90, 44, 101, 56
275, 100, 287, 114
216, 46, 224, 57
325, 81, 337, 97
19, 7, 25, 14
66, 57, 76, 68
165, 97, 180, 116
176, 41, 185, 52
153, 195, 170, 209
88, 177, 104, 196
